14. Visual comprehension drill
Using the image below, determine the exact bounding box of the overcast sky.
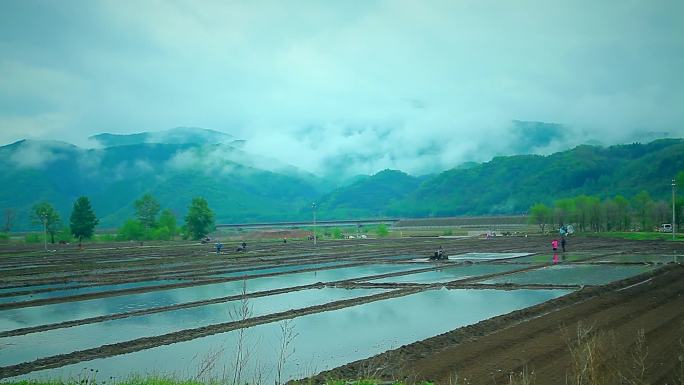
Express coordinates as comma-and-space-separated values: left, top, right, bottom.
1, 0, 683, 176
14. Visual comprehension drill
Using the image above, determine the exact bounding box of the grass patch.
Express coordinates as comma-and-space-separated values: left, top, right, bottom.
586, 231, 684, 241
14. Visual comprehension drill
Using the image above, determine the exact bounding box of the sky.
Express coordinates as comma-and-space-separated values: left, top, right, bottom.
1, 0, 683, 177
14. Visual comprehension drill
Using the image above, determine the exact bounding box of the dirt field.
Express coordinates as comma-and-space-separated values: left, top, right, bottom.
1, 235, 683, 382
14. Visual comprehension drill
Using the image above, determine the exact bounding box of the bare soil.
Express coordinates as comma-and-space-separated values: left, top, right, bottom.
313, 264, 684, 385
1, 235, 683, 383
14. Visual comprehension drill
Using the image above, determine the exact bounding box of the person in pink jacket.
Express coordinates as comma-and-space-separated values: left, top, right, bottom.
551, 239, 559, 251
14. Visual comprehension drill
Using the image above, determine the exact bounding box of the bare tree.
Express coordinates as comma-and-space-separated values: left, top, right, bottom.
3, 208, 15, 232
230, 281, 253, 385
275, 319, 298, 385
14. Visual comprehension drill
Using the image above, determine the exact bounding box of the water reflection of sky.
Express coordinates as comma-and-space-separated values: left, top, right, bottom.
367, 264, 522, 283
479, 264, 655, 285
0, 261, 350, 304
0, 288, 385, 366
0, 264, 422, 332
14, 288, 570, 384
0, 280, 186, 304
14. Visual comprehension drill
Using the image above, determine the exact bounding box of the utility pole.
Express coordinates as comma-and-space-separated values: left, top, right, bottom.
673, 179, 677, 240
312, 202, 317, 247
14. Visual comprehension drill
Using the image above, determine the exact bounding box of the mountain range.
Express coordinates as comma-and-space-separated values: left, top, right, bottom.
1, 127, 683, 230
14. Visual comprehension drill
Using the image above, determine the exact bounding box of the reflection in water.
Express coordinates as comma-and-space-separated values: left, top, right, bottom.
17, 288, 571, 384
480, 264, 654, 285
0, 264, 423, 332
368, 264, 521, 284
0, 288, 385, 367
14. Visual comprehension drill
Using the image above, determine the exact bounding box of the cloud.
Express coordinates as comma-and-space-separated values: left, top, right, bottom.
1, 0, 683, 176
9, 140, 70, 169
167, 147, 237, 175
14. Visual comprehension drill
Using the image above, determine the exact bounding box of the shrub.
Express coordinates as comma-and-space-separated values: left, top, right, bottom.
150, 226, 171, 241
117, 220, 146, 241
375, 224, 389, 238
24, 233, 42, 243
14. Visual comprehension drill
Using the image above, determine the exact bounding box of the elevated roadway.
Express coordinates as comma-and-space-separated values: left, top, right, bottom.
216, 218, 400, 230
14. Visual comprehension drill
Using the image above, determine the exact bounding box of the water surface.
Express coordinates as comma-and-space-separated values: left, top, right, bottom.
16, 288, 571, 384
479, 264, 655, 285
0, 287, 385, 366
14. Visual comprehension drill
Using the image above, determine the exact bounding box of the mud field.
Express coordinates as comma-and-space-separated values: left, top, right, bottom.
0, 235, 682, 383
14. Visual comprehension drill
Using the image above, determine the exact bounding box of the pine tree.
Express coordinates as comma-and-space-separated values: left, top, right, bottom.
70, 196, 99, 248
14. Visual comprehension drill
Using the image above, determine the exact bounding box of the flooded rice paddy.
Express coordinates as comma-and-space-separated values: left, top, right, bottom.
0, 237, 670, 382
478, 264, 655, 285
18, 288, 570, 384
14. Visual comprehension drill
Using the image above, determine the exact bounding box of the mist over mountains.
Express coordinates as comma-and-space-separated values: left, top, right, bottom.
89, 127, 241, 147
1, 127, 682, 230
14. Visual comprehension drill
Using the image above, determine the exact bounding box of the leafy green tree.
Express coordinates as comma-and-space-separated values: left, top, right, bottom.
184, 197, 215, 240
676, 171, 684, 232
150, 226, 171, 240
676, 198, 684, 232
587, 196, 601, 232
554, 198, 576, 228
375, 224, 389, 237
648, 200, 670, 229
30, 202, 62, 243
676, 171, 684, 188
614, 195, 630, 231
134, 194, 160, 229
330, 227, 343, 239
56, 227, 73, 243
117, 219, 146, 241
529, 203, 552, 233
70, 196, 99, 247
158, 209, 177, 239
601, 198, 618, 231
573, 195, 594, 232
631, 191, 652, 231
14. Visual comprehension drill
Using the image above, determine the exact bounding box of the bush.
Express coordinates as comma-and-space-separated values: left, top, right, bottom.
331, 227, 344, 239
117, 219, 146, 241
375, 224, 389, 238
56, 227, 73, 243
0, 232, 9, 243
97, 233, 118, 242
150, 226, 171, 241
24, 233, 42, 243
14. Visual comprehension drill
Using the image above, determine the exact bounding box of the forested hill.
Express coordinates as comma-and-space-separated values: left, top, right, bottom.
0, 139, 326, 229
316, 139, 684, 218
1, 135, 683, 230
313, 170, 426, 218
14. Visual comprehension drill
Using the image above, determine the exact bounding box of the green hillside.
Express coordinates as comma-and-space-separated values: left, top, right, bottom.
0, 140, 323, 229
314, 169, 424, 218
392, 139, 684, 217
1, 136, 683, 231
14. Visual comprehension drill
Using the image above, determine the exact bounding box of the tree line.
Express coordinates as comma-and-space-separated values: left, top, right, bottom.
529, 190, 684, 233
21, 196, 99, 247
1, 195, 216, 245
117, 194, 215, 241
